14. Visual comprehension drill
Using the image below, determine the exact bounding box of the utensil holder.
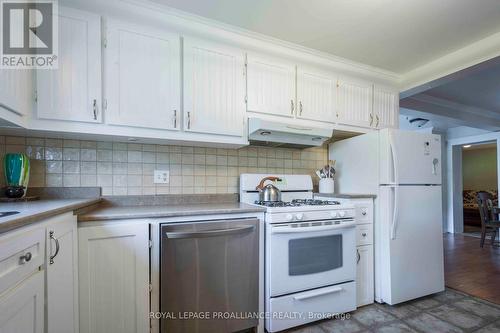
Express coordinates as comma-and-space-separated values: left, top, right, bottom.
319, 178, 334, 194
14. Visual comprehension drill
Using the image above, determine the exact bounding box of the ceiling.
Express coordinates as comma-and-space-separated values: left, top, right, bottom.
400, 58, 500, 131
151, 0, 500, 74
463, 142, 497, 151
425, 65, 500, 112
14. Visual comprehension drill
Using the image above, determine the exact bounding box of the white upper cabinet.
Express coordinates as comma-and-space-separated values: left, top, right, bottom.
296, 66, 336, 122
336, 77, 373, 128
246, 54, 296, 118
183, 37, 245, 137
105, 21, 180, 130
373, 86, 399, 129
36, 7, 101, 123
0, 69, 33, 117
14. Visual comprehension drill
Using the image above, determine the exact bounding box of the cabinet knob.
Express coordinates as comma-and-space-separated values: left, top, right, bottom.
376, 115, 379, 127
19, 252, 32, 264
362, 233, 367, 237
173, 110, 177, 128
299, 101, 303, 115
187, 112, 191, 129
290, 100, 294, 115
356, 249, 360, 264
362, 211, 367, 216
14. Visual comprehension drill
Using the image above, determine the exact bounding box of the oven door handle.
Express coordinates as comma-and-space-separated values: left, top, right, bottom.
271, 221, 355, 234
293, 285, 343, 301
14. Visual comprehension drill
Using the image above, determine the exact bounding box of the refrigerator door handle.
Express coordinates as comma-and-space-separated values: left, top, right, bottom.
390, 185, 399, 240
388, 132, 399, 184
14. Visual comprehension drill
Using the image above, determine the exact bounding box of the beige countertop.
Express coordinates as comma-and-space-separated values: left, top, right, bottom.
0, 198, 102, 234
78, 202, 266, 222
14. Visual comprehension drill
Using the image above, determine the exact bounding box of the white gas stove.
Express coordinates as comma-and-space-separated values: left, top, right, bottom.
240, 174, 357, 332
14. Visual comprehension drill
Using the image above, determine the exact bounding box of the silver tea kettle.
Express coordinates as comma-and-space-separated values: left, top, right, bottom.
256, 176, 282, 202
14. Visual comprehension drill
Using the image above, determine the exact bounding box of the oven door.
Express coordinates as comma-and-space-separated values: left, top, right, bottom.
268, 220, 356, 297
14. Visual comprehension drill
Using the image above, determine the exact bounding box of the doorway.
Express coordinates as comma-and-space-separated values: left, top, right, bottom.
461, 142, 498, 236
445, 135, 500, 304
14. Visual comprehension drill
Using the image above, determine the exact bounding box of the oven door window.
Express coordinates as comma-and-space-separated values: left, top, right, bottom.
288, 234, 342, 276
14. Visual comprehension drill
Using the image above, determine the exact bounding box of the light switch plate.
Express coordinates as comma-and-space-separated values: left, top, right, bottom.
154, 170, 169, 184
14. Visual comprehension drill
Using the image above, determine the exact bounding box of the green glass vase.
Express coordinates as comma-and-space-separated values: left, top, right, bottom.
3, 153, 30, 198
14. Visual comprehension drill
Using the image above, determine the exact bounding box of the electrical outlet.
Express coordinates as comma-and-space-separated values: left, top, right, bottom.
154, 170, 169, 184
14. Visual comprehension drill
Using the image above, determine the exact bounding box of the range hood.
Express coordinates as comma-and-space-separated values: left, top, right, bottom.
248, 118, 333, 148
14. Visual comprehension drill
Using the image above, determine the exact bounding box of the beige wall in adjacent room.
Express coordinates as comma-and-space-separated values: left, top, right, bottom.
462, 145, 498, 190
0, 135, 327, 196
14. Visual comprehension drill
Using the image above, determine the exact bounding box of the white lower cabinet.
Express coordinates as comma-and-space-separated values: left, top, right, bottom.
356, 245, 374, 307
78, 222, 150, 333
0, 271, 44, 333
46, 214, 79, 333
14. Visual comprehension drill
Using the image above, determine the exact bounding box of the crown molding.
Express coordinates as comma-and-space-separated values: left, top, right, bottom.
400, 31, 500, 95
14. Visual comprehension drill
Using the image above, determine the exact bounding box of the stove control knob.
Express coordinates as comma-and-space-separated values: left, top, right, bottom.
285, 214, 293, 222
295, 213, 304, 220
330, 211, 338, 218
339, 211, 346, 218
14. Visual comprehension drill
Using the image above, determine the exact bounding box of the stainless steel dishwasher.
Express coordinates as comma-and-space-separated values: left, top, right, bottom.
160, 218, 259, 333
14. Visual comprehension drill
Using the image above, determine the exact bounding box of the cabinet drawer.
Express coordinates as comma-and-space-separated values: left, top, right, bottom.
267, 282, 356, 332
0, 228, 45, 294
356, 224, 373, 246
356, 205, 372, 223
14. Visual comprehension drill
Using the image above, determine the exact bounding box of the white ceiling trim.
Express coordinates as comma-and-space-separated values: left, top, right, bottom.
400, 30, 500, 94
64, 0, 500, 93
120, 0, 401, 81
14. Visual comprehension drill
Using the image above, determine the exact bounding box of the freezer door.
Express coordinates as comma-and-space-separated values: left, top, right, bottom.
378, 185, 444, 305
379, 129, 442, 185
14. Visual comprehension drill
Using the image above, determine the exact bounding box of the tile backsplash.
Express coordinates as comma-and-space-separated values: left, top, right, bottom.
0, 136, 327, 195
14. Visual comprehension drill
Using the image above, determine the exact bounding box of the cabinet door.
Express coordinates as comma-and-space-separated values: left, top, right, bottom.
246, 54, 296, 118
337, 77, 373, 128
356, 245, 374, 307
0, 68, 33, 116
0, 271, 44, 333
183, 38, 245, 137
46, 215, 78, 333
36, 7, 101, 123
296, 66, 336, 122
79, 222, 149, 333
373, 86, 399, 129
105, 21, 180, 130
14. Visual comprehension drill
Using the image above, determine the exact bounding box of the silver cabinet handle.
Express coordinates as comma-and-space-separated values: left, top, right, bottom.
165, 225, 255, 239
290, 100, 294, 115
357, 249, 361, 264
49, 231, 60, 265
92, 99, 98, 120
376, 115, 380, 127
19, 252, 32, 265
362, 211, 367, 216
299, 101, 303, 115
173, 110, 177, 128
369, 113, 373, 126
362, 232, 367, 237
187, 111, 191, 129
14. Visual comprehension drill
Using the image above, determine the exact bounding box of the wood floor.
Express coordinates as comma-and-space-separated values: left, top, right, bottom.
444, 233, 500, 304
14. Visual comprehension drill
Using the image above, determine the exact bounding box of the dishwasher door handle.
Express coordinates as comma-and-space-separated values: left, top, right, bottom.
165, 225, 255, 239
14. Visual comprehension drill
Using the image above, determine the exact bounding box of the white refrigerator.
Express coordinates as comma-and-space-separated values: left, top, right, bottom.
331, 128, 444, 305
